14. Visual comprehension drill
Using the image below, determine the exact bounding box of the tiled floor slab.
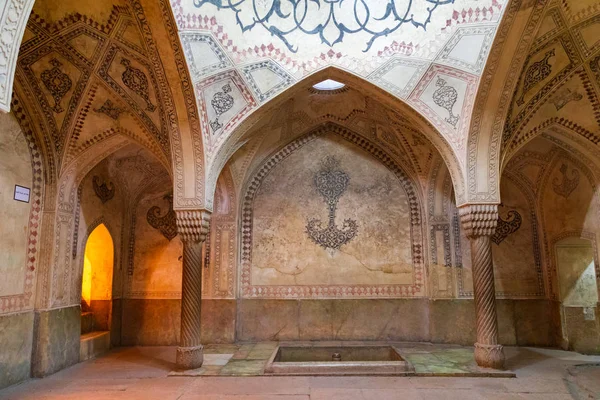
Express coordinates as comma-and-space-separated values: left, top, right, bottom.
1, 345, 599, 400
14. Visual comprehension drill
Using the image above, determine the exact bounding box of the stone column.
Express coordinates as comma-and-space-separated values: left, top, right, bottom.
459, 204, 505, 370
175, 209, 211, 370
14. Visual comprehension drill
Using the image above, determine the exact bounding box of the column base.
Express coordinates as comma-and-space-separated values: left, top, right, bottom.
474, 342, 505, 370
176, 345, 204, 370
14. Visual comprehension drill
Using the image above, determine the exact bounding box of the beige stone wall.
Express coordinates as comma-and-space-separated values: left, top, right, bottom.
0, 113, 34, 308
128, 190, 182, 298
242, 132, 424, 298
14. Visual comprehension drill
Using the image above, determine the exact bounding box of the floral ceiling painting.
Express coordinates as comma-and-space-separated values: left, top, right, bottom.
192, 0, 457, 53
172, 0, 505, 171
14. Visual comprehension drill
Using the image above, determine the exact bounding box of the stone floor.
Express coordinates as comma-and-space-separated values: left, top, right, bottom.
169, 342, 515, 377
1, 345, 599, 400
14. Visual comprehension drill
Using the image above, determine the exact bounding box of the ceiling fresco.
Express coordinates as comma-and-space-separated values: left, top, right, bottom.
170, 0, 507, 171
2, 0, 599, 211
500, 1, 600, 168
10, 0, 187, 194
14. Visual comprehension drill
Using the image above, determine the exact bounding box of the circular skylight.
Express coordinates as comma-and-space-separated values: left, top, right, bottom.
312, 79, 345, 91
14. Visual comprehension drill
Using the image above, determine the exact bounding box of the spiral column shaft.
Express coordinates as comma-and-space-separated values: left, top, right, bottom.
460, 204, 505, 370
175, 210, 210, 370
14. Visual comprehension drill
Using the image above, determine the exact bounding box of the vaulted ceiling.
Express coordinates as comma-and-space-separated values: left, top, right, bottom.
501, 0, 600, 169
224, 83, 443, 198
171, 0, 508, 171
12, 0, 176, 186
3, 0, 600, 209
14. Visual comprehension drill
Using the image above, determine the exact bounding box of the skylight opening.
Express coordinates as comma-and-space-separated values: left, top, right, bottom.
312, 79, 345, 91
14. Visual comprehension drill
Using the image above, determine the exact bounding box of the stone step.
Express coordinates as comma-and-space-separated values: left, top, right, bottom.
81, 311, 94, 335
80, 331, 110, 362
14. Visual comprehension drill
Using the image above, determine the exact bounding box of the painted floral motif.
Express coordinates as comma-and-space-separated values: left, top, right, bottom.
551, 88, 582, 111
433, 77, 459, 127
306, 156, 358, 252
147, 194, 178, 241
517, 49, 555, 106
210, 84, 234, 133
491, 210, 522, 245
193, 0, 455, 53
94, 99, 125, 120
553, 164, 580, 198
121, 58, 156, 112
40, 58, 72, 113
92, 176, 115, 203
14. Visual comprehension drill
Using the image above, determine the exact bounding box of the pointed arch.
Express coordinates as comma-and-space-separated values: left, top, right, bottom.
465, 0, 549, 204
206, 66, 465, 209
80, 221, 114, 317
239, 123, 427, 298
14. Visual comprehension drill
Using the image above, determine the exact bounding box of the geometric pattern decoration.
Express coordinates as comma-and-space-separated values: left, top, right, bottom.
368, 58, 429, 99
571, 14, 600, 59
180, 32, 231, 83
532, 7, 565, 48
436, 26, 496, 74
171, 0, 506, 176
240, 59, 294, 103
505, 34, 581, 136
14, 6, 173, 171
500, 4, 600, 168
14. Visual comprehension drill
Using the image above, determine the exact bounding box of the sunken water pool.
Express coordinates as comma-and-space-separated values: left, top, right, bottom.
264, 344, 415, 375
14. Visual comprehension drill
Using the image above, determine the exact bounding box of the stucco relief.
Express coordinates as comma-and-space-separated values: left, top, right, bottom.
465, 0, 545, 203
0, 0, 35, 112
242, 131, 425, 299
203, 168, 236, 299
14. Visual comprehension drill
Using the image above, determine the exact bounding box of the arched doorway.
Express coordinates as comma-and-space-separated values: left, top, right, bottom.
80, 223, 114, 361
556, 237, 599, 352
556, 237, 598, 308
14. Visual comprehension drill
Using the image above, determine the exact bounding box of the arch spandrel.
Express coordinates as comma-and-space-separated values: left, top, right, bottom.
168, 0, 511, 208
204, 67, 467, 209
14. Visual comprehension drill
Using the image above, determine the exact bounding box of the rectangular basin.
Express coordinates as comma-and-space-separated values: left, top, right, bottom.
264, 344, 414, 375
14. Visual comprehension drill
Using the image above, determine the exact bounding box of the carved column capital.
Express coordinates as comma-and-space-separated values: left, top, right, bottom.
175, 209, 211, 243
458, 204, 498, 238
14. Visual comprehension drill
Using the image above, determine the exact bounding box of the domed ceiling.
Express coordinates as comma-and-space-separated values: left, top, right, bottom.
170, 0, 507, 167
